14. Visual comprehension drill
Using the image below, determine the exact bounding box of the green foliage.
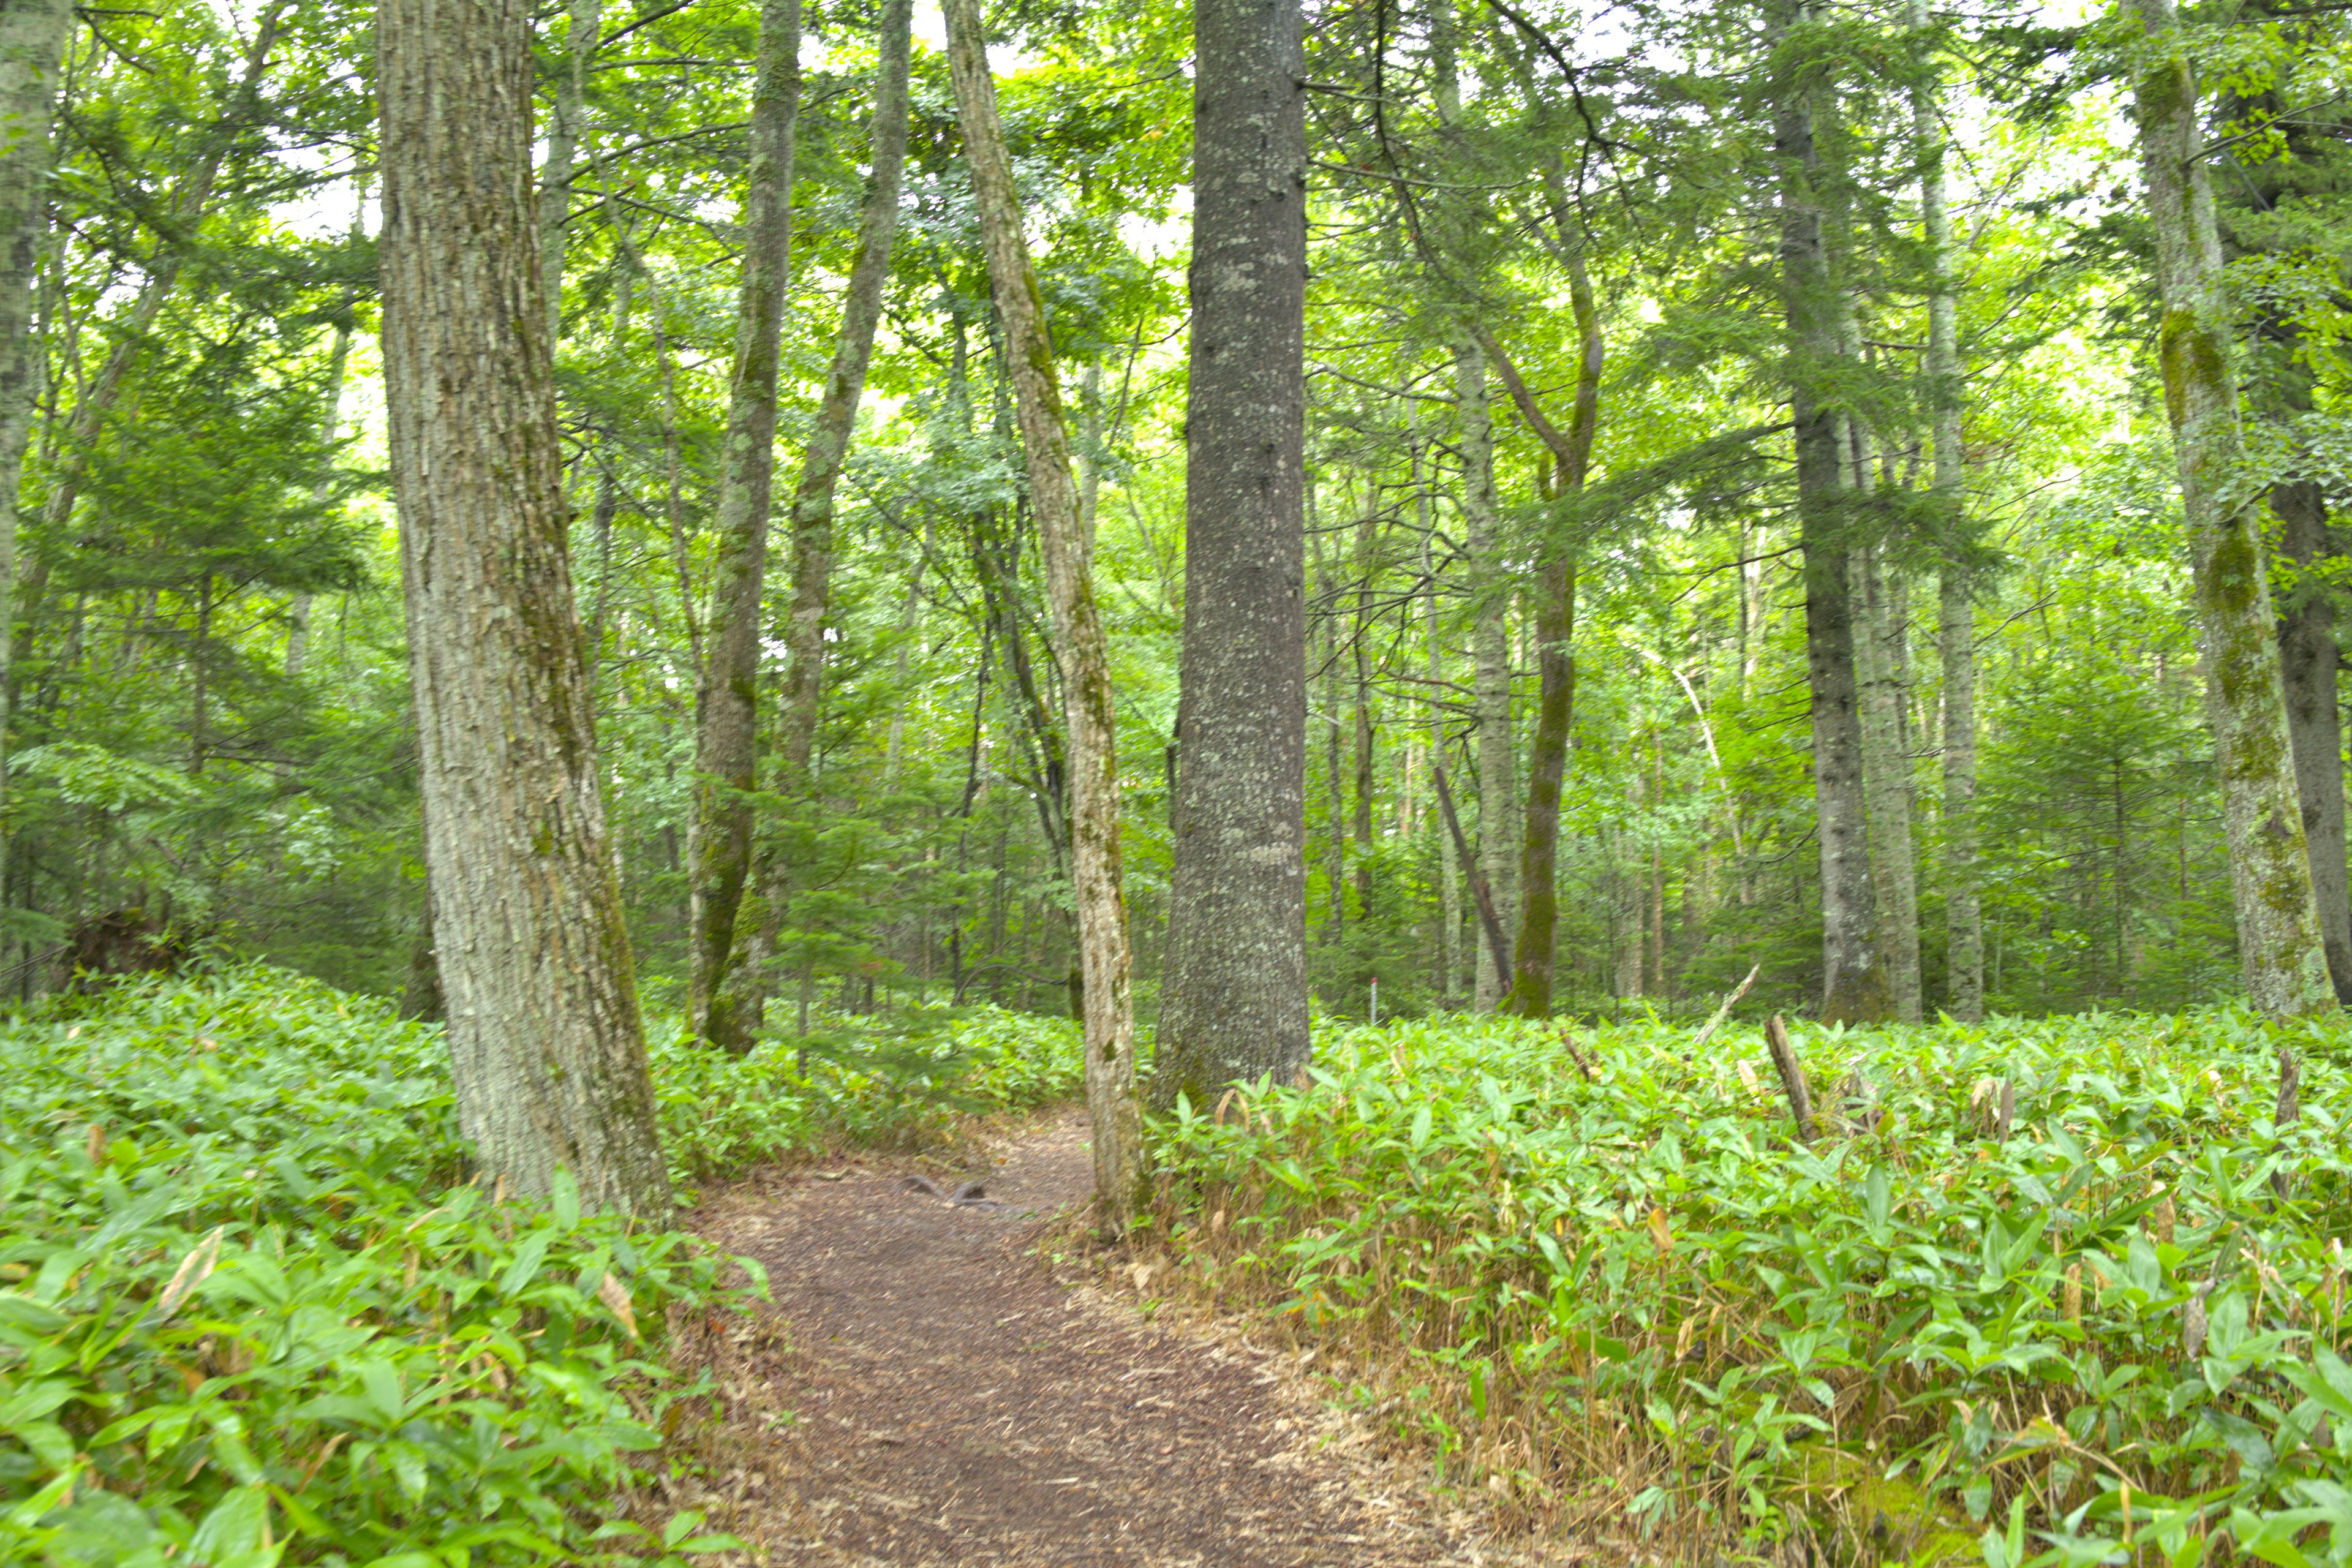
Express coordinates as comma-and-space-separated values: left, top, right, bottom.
0, 965, 1084, 1564
0, 969, 748, 1567
1155, 1009, 2352, 1565
654, 1003, 1085, 1177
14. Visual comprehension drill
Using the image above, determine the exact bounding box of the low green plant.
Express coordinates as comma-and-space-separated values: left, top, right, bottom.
0, 970, 753, 1567
1151, 1006, 2352, 1568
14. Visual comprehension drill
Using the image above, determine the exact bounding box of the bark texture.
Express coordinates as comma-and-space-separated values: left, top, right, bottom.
688, 0, 801, 1049
2275, 483, 2352, 1000
943, 0, 1142, 1221
380, 0, 668, 1215
1912, 0, 1981, 1021
1455, 336, 1516, 1009
1494, 265, 1602, 1019
0, 0, 72, 871
2132, 0, 2336, 1018
1855, 541, 1922, 1022
1155, 0, 1310, 1107
1774, 13, 1888, 1022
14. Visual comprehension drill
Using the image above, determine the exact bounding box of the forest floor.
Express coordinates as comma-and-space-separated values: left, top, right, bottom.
688, 1109, 1544, 1567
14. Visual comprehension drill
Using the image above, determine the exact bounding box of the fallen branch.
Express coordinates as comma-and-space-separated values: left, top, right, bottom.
1763, 1014, 1815, 1144
1688, 963, 1761, 1056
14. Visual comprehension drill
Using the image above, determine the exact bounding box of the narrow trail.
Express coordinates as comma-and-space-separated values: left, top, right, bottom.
696, 1111, 1507, 1567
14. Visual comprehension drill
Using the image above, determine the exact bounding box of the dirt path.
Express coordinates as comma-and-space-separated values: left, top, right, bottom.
696, 1111, 1504, 1567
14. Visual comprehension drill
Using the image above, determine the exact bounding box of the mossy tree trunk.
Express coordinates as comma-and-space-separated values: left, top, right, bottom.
2131, 0, 2336, 1018
943, 0, 1143, 1223
380, 0, 669, 1215
687, 0, 801, 1049
2272, 484, 2352, 1000
1154, 0, 1311, 1108
1483, 260, 1602, 1020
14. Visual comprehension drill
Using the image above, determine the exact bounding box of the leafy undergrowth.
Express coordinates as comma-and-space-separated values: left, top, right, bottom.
0, 967, 1082, 1566
1148, 1008, 2352, 1568
658, 1003, 1085, 1182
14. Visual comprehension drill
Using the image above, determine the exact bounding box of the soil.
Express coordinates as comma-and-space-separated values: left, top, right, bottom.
691, 1110, 1521, 1567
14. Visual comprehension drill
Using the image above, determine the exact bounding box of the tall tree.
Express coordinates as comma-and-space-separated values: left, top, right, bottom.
0, 0, 75, 885
1456, 335, 1516, 1009
1155, 0, 1311, 1107
1913, 0, 1981, 1022
943, 0, 1143, 1221
736, 0, 916, 1033
380, 0, 668, 1212
688, 0, 801, 1049
2130, 0, 2335, 1017
1774, 2, 1888, 1023
1485, 263, 1602, 1020
538, 0, 601, 344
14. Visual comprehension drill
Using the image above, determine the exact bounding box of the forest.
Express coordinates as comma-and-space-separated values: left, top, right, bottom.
6, 0, 2352, 1559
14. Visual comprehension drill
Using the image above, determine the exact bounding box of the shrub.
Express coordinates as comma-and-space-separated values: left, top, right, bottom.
1151, 1006, 2352, 1568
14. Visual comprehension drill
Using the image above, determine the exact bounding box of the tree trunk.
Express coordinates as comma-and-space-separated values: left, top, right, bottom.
288, 311, 355, 679
944, 0, 1142, 1223
2275, 482, 2352, 999
2131, 0, 2335, 1018
380, 0, 669, 1215
1774, 10, 1888, 1023
1910, 0, 1980, 1020
1351, 503, 1376, 941
1855, 540, 1923, 1021
725, 0, 913, 1039
1496, 259, 1602, 1018
1155, 0, 1310, 1109
0, 0, 73, 886
687, 0, 801, 1049
1455, 334, 1515, 1010
538, 0, 601, 345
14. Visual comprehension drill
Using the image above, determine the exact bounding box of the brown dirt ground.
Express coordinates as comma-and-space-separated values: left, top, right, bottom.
684, 1109, 1545, 1567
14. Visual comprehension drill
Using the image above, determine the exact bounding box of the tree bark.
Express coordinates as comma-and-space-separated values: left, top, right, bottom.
1154, 0, 1310, 1108
1910, 0, 1981, 1022
1774, 7, 1888, 1023
2275, 483, 2352, 999
943, 0, 1143, 1222
1455, 334, 1515, 1010
2131, 0, 2336, 1018
380, 0, 669, 1215
1855, 539, 1923, 1022
687, 0, 801, 1049
1498, 259, 1602, 1017
0, 0, 73, 883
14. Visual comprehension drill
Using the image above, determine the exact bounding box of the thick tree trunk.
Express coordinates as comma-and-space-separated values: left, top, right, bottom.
1774, 15, 1888, 1023
944, 0, 1142, 1223
1855, 540, 1923, 1021
1493, 261, 1602, 1018
1910, 0, 1981, 1022
538, 0, 601, 345
0, 0, 72, 881
2131, 0, 2335, 1018
2275, 483, 2352, 999
1454, 336, 1516, 1009
687, 0, 801, 1049
1154, 0, 1310, 1108
380, 0, 668, 1215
